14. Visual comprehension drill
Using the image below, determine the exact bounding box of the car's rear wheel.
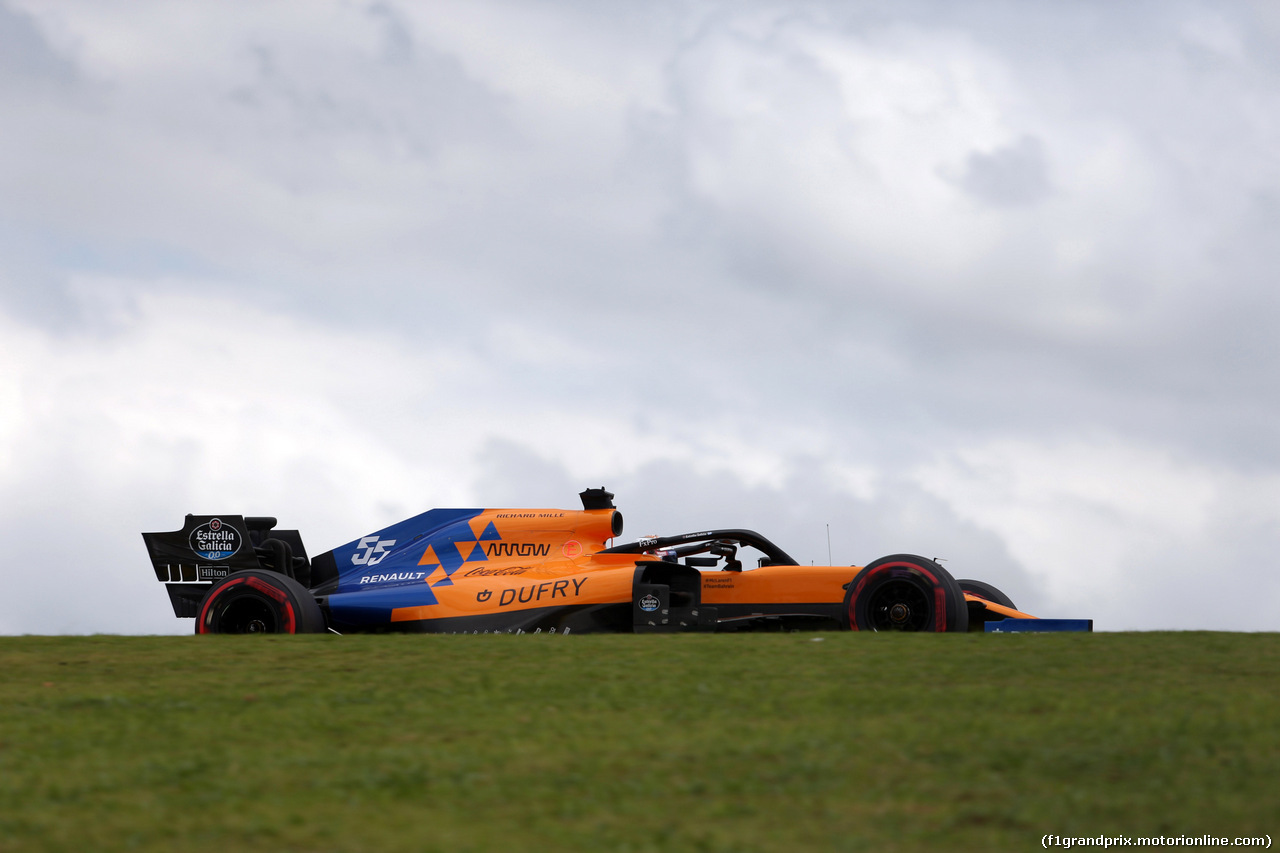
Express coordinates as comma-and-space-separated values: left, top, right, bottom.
958, 579, 1017, 610
844, 555, 969, 632
196, 570, 325, 634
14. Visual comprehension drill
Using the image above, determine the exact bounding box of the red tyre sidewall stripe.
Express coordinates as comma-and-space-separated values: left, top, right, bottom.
247, 576, 297, 633
847, 565, 890, 631
848, 564, 898, 631
245, 575, 295, 633
245, 575, 288, 603
197, 577, 245, 634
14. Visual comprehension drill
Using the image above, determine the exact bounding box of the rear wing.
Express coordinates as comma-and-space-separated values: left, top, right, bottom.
141, 515, 320, 617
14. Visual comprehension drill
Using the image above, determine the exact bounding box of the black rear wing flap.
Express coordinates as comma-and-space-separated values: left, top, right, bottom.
142, 515, 321, 618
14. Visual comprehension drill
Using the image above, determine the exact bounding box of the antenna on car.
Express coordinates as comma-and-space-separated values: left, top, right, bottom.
827, 524, 832, 565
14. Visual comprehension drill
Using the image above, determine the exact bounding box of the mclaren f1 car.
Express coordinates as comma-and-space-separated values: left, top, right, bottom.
143, 488, 1089, 634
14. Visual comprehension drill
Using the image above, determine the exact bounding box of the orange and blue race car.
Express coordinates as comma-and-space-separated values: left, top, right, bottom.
143, 488, 1090, 634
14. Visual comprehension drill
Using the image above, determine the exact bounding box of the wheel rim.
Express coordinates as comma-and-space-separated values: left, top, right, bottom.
215, 594, 280, 634
867, 579, 930, 631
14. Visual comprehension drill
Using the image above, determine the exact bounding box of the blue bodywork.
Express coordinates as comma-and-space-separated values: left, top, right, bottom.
325, 508, 492, 625
985, 618, 1094, 632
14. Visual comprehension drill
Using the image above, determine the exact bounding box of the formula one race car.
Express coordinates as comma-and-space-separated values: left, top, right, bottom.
143, 488, 1089, 634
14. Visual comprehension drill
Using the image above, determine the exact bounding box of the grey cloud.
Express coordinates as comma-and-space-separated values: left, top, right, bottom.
369, 3, 415, 66
0, 1, 76, 86
472, 439, 580, 507
0, 233, 78, 329
225, 36, 511, 159
954, 135, 1052, 207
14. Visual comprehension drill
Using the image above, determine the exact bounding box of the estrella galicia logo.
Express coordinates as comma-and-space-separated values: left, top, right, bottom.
189, 518, 242, 561
639, 594, 660, 612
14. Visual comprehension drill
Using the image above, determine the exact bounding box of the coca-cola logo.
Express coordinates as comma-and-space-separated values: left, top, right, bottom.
189, 518, 242, 561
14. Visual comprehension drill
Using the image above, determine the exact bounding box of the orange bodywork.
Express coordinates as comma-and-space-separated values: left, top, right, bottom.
371, 509, 1037, 625
386, 508, 629, 622
367, 506, 857, 624
698, 565, 851, 606
962, 595, 1038, 620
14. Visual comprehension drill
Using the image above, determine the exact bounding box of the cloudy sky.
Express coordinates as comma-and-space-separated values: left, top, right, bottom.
2, 0, 1277, 633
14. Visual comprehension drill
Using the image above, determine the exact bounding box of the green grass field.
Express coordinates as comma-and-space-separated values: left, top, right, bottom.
1, 632, 1276, 852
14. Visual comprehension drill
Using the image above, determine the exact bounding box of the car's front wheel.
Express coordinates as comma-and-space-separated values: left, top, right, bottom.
958, 578, 1017, 610
844, 555, 969, 632
196, 570, 325, 634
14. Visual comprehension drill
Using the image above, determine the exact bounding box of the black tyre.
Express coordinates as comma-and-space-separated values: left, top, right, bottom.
844, 554, 969, 632
957, 579, 1017, 611
196, 570, 326, 634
